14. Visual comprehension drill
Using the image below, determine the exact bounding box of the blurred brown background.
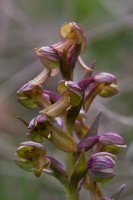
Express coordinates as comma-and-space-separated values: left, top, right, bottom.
0, 0, 133, 199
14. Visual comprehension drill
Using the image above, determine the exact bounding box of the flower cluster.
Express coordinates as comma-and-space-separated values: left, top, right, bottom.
15, 22, 126, 200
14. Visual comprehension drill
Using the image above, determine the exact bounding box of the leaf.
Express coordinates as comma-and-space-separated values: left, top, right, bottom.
17, 116, 28, 127
111, 184, 126, 200
70, 149, 87, 189
43, 155, 67, 185
84, 111, 101, 138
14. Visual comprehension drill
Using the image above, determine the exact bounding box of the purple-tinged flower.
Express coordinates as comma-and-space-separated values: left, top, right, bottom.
17, 83, 51, 109
34, 46, 60, 70
33, 22, 86, 81
56, 80, 83, 106
27, 114, 76, 152
99, 132, 126, 154
52, 22, 86, 56
33, 47, 60, 84
38, 81, 83, 118
94, 72, 118, 98
15, 141, 50, 177
81, 72, 118, 112
87, 152, 116, 182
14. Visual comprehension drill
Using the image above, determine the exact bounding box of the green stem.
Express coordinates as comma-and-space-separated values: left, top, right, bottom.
65, 186, 78, 200
62, 114, 78, 200
66, 152, 75, 180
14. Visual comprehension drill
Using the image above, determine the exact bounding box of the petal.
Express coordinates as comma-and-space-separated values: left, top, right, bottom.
59, 22, 75, 38
94, 73, 117, 83
41, 123, 76, 152
56, 80, 68, 94
29, 68, 51, 85
99, 132, 125, 145
99, 84, 118, 98
15, 159, 33, 172
78, 56, 93, 73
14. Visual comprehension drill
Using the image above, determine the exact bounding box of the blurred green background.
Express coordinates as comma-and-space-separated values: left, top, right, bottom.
0, 0, 133, 199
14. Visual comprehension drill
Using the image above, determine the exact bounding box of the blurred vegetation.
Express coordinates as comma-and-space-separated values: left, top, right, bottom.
0, 0, 133, 199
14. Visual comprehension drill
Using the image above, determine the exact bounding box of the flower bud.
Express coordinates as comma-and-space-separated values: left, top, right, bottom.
87, 152, 116, 182
99, 132, 126, 154
94, 72, 116, 83
99, 132, 124, 144
34, 46, 60, 70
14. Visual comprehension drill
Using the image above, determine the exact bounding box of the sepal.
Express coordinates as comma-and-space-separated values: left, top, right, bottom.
99, 132, 126, 154
76, 136, 99, 155
34, 46, 60, 69
40, 91, 71, 117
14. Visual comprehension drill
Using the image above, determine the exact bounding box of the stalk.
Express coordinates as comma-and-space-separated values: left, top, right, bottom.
63, 114, 79, 200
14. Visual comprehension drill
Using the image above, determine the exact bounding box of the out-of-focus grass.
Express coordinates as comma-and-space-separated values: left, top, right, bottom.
0, 0, 133, 199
